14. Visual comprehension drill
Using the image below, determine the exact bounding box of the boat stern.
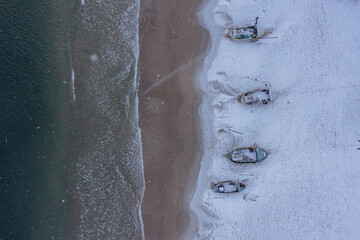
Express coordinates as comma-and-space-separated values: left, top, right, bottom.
256, 148, 268, 162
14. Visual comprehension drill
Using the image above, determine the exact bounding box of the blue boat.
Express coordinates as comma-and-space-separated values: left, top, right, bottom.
212, 181, 246, 193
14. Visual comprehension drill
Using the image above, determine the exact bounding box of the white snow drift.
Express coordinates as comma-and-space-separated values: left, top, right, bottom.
191, 0, 360, 239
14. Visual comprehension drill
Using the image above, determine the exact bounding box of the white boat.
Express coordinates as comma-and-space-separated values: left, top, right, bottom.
228, 147, 268, 163
239, 89, 271, 105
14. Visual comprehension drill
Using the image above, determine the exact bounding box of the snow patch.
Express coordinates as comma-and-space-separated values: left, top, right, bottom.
191, 0, 360, 239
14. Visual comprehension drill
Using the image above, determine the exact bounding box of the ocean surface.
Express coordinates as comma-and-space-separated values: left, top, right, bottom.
0, 0, 143, 239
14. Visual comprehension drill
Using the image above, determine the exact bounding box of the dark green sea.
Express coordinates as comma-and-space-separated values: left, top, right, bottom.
0, 0, 144, 239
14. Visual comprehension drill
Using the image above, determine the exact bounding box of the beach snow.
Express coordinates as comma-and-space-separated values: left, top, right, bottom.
191, 0, 360, 239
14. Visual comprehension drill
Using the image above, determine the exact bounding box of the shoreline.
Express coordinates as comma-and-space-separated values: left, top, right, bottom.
138, 0, 208, 239
135, 1, 146, 239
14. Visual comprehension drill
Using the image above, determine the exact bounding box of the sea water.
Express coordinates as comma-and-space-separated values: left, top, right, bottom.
1, 1, 79, 239
74, 1, 144, 239
0, 0, 144, 239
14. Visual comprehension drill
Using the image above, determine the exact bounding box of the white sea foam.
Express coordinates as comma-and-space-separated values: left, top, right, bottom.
75, 0, 144, 239
71, 68, 76, 101
89, 53, 98, 62
192, 0, 360, 239
134, 0, 145, 238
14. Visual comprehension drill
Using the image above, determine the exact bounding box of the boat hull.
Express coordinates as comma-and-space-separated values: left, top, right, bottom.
212, 181, 246, 193
228, 147, 268, 163
239, 89, 271, 105
228, 26, 266, 41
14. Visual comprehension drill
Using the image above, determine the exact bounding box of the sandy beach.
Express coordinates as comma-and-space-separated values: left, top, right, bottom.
138, 0, 208, 239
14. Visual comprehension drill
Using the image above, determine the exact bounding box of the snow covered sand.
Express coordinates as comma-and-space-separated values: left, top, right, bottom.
191, 0, 360, 239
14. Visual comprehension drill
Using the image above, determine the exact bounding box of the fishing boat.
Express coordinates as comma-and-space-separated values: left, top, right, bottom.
212, 181, 246, 193
238, 89, 271, 105
228, 17, 265, 41
228, 147, 268, 163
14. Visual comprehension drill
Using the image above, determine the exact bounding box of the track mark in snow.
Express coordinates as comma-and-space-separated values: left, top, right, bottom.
243, 194, 259, 201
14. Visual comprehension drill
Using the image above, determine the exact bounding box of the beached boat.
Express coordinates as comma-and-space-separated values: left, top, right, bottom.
238, 89, 271, 105
228, 17, 265, 41
212, 181, 246, 193
228, 147, 268, 163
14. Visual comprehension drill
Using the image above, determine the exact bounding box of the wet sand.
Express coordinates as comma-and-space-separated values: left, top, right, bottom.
138, 0, 208, 239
